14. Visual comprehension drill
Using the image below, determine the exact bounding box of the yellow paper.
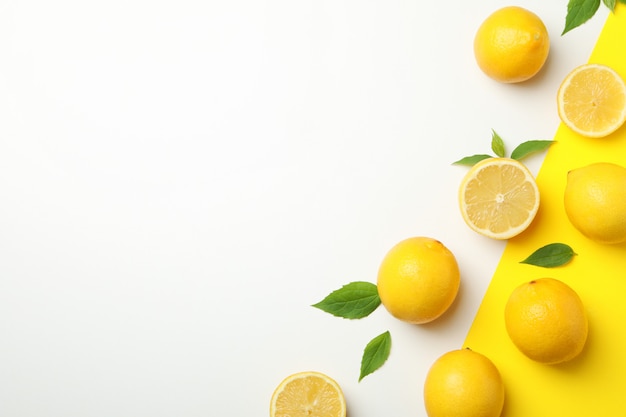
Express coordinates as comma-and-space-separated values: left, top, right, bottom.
463, 6, 626, 416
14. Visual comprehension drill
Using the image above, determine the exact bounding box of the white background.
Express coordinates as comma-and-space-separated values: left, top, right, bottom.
0, 1, 608, 416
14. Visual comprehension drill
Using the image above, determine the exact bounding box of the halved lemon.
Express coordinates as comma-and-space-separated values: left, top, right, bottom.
557, 63, 626, 138
269, 371, 346, 417
458, 158, 540, 240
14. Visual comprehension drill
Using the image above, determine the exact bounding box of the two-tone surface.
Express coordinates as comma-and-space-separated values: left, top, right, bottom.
0, 1, 610, 415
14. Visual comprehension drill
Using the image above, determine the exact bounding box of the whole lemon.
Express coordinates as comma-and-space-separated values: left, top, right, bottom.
424, 349, 504, 417
474, 6, 550, 83
377, 237, 460, 324
504, 278, 588, 364
564, 162, 626, 244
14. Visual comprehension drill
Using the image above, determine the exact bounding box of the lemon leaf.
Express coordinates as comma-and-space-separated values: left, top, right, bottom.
563, 0, 601, 35
510, 140, 555, 161
491, 130, 506, 157
312, 281, 381, 319
452, 154, 492, 166
359, 331, 391, 381
520, 243, 577, 268
603, 0, 616, 11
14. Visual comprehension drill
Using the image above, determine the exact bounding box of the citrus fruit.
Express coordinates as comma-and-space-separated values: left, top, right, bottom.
377, 237, 460, 324
424, 348, 505, 417
269, 371, 346, 417
564, 162, 626, 244
458, 157, 540, 240
504, 278, 588, 364
557, 63, 626, 138
474, 6, 549, 83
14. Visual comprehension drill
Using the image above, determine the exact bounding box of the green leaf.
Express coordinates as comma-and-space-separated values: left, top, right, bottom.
452, 154, 492, 166
491, 130, 506, 158
312, 281, 381, 319
359, 331, 392, 381
520, 243, 577, 268
563, 0, 601, 35
603, 0, 617, 11
510, 140, 555, 161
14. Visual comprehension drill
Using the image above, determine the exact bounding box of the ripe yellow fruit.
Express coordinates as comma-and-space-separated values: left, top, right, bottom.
458, 158, 540, 240
474, 6, 549, 83
377, 237, 460, 324
557, 63, 626, 138
424, 349, 504, 417
564, 162, 626, 244
505, 278, 588, 364
269, 371, 346, 417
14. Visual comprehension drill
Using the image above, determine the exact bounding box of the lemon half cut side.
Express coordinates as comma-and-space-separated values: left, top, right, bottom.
557, 63, 626, 138
458, 158, 540, 240
269, 371, 346, 417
